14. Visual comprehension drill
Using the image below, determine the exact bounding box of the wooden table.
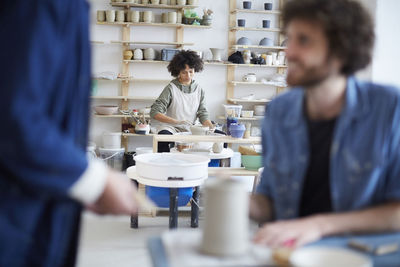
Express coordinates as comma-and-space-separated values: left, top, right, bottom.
152, 134, 261, 152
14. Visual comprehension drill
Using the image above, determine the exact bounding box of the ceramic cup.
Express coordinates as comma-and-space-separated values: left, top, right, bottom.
187, 0, 198, 5
160, 0, 168, 4
143, 11, 153, 23
177, 0, 186, 5
161, 12, 168, 23
243, 1, 252, 9
237, 19, 245, 27
151, 0, 160, 4
262, 19, 270, 28
144, 48, 155, 60
168, 11, 177, 23
97, 10, 106, 22
116, 10, 125, 22
177, 12, 182, 23
271, 52, 278, 65
130, 10, 140, 22
170, 0, 176, 4
123, 50, 133, 60
264, 2, 272, 10
142, 0, 149, 4
266, 54, 273, 65
133, 48, 143, 60
106, 10, 115, 22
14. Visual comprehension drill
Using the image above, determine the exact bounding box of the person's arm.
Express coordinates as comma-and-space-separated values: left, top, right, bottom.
249, 194, 274, 223
253, 202, 400, 248
197, 88, 210, 125
0, 2, 138, 215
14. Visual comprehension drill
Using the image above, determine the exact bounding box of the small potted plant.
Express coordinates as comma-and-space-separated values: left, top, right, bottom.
183, 9, 200, 25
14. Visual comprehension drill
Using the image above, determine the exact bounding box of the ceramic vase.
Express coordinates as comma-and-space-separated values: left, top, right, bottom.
210, 48, 223, 61
133, 49, 143, 60
144, 48, 155, 60
97, 10, 106, 22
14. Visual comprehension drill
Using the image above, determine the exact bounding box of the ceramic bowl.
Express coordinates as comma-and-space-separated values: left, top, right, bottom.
259, 37, 273, 47
241, 110, 254, 118
254, 105, 265, 116
94, 105, 119, 115
237, 37, 252, 46
190, 125, 209, 135
241, 155, 262, 170
229, 123, 245, 138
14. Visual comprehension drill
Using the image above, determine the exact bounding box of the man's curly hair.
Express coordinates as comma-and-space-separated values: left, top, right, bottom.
167, 50, 204, 77
282, 0, 375, 76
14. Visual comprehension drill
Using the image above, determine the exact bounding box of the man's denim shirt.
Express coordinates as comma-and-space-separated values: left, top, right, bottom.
256, 77, 400, 220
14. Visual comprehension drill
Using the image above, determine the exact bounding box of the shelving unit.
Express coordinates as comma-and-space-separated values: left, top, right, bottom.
95, 1, 211, 149
225, 0, 287, 125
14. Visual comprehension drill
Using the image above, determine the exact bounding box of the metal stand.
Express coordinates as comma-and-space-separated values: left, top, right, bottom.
169, 188, 178, 229
130, 215, 138, 229
191, 186, 200, 228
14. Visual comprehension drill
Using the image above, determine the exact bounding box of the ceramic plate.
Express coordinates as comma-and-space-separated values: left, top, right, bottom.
290, 246, 372, 267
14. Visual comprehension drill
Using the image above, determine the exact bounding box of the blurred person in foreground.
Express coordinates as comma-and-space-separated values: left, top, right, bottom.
250, 0, 400, 248
0, 1, 139, 266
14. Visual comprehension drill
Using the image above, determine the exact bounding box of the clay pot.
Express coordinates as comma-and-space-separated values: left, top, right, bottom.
123, 50, 133, 60
144, 48, 155, 60
133, 49, 143, 60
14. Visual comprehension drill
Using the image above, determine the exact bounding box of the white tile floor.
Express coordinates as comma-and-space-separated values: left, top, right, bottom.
76, 211, 196, 267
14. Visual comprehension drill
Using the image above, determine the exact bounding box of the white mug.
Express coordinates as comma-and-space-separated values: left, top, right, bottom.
133, 49, 143, 60
161, 13, 168, 23
106, 10, 115, 22
130, 10, 140, 22
143, 11, 153, 23
116, 10, 125, 22
168, 11, 177, 23
266, 55, 273, 65
97, 10, 106, 22
177, 12, 182, 23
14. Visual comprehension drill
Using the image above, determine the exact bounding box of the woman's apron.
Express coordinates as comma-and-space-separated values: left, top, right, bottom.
156, 82, 202, 134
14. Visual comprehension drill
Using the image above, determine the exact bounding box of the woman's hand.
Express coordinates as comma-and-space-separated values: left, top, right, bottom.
253, 216, 325, 248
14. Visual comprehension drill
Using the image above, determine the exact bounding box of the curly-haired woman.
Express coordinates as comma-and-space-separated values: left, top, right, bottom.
150, 50, 215, 152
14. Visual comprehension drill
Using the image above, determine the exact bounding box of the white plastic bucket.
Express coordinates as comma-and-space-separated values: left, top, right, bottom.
98, 147, 124, 171
86, 141, 97, 160
135, 147, 153, 155
102, 132, 122, 149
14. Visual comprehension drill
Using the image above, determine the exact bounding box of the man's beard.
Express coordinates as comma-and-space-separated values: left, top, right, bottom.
286, 56, 336, 88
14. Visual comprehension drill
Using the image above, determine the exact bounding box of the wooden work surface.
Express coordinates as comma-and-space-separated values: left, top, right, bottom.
152, 135, 261, 151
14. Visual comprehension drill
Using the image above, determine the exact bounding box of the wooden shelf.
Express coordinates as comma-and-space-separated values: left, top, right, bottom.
124, 59, 169, 64
152, 134, 261, 144
122, 133, 155, 137
111, 40, 194, 46
91, 40, 106, 44
232, 45, 286, 50
94, 77, 170, 83
208, 167, 259, 176
231, 9, 281, 15
110, 2, 199, 9
228, 63, 287, 68
228, 98, 271, 104
93, 114, 151, 118
97, 22, 211, 29
217, 116, 262, 121
91, 96, 156, 101
230, 27, 281, 32
230, 81, 280, 86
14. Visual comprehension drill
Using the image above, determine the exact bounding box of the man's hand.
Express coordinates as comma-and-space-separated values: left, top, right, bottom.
253, 216, 325, 248
87, 169, 139, 215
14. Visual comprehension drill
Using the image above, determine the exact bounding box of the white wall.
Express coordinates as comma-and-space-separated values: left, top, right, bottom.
89, 0, 281, 150
371, 0, 400, 88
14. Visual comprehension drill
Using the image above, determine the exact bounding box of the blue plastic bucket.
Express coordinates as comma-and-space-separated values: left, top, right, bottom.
145, 186, 193, 208
208, 159, 220, 167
